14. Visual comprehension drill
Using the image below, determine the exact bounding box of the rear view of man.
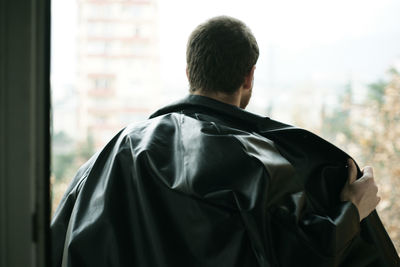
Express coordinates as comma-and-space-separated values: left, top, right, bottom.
51, 16, 399, 266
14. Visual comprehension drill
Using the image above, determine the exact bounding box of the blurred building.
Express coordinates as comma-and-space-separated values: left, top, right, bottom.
76, 0, 160, 149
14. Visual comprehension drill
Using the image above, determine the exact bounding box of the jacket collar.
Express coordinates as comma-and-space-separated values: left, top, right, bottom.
150, 94, 293, 132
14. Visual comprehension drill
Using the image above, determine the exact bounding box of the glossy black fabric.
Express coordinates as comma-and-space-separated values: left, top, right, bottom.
51, 95, 399, 267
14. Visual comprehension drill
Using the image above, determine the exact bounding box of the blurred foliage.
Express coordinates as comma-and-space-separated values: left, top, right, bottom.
78, 134, 95, 160
52, 153, 75, 181
51, 131, 96, 213
52, 132, 95, 181
321, 81, 353, 140
321, 69, 400, 254
367, 80, 388, 107
52, 131, 75, 181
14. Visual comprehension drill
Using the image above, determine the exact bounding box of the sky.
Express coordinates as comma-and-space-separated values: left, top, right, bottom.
158, 0, 400, 86
52, 0, 400, 120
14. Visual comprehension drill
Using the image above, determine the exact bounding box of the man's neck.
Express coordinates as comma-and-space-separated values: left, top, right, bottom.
191, 90, 241, 108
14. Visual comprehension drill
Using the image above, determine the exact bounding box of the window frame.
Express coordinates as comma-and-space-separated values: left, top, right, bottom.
0, 0, 51, 266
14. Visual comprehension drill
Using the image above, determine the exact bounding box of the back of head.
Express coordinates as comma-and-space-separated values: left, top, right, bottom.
186, 16, 259, 94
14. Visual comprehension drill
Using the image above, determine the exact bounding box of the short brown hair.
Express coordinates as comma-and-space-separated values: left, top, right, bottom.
186, 16, 259, 94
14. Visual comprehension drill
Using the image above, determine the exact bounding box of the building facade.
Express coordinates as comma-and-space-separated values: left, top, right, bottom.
76, 0, 160, 148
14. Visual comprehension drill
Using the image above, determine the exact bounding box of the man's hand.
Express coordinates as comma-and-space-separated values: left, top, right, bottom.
340, 159, 381, 221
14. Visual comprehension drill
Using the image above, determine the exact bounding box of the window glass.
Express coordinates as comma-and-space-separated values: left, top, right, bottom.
51, 0, 400, 253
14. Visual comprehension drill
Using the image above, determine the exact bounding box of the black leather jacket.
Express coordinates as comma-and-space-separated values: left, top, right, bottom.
51, 95, 399, 267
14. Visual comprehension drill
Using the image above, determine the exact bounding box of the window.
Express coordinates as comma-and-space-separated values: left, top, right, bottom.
52, 0, 400, 253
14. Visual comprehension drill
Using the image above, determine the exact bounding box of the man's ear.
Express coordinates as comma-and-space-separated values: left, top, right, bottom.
243, 65, 256, 90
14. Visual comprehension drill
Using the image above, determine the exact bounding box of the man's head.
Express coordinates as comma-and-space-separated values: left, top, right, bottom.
186, 16, 259, 97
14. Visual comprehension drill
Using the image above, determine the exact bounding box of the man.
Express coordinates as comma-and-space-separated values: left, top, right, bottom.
51, 16, 399, 266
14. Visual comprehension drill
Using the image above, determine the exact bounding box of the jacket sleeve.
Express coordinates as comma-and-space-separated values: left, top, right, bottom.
268, 186, 361, 266
234, 132, 361, 266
